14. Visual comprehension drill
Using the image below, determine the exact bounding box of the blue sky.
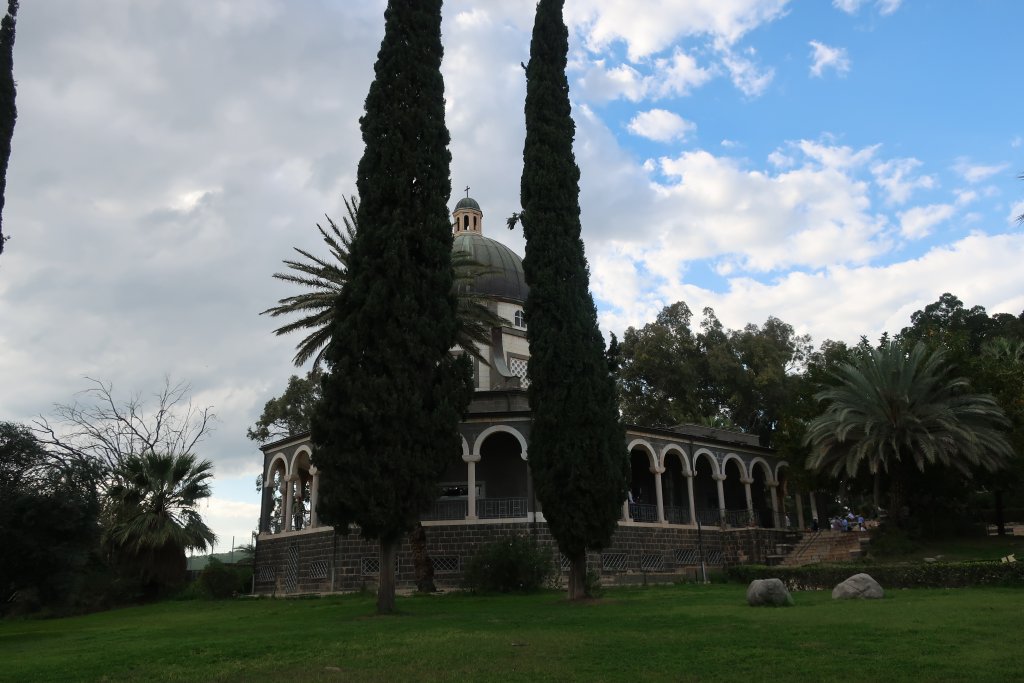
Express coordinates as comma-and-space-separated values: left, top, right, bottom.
1, 0, 1021, 551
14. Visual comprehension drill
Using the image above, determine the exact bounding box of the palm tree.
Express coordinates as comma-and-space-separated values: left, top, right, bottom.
262, 196, 503, 368
105, 452, 216, 590
804, 341, 1014, 520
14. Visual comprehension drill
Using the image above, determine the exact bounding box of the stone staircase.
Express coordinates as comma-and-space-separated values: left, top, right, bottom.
762, 531, 803, 566
778, 530, 870, 566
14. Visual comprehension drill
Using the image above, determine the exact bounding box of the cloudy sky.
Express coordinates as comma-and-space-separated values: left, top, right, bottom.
1, 0, 1021, 552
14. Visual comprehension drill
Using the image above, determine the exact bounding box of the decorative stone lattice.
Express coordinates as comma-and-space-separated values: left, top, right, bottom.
256, 566, 275, 582
673, 548, 723, 566
309, 560, 329, 580
559, 554, 571, 571
284, 544, 299, 593
641, 554, 666, 571
430, 556, 460, 573
602, 553, 629, 571
361, 556, 400, 575
508, 357, 530, 388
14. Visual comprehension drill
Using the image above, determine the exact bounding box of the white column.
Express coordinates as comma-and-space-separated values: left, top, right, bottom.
622, 500, 631, 522
713, 474, 727, 527
768, 481, 780, 528
685, 473, 696, 526
653, 466, 666, 524
741, 477, 754, 519
809, 492, 820, 527
464, 453, 480, 520
309, 466, 320, 528
293, 476, 305, 529
281, 475, 293, 532
795, 492, 805, 530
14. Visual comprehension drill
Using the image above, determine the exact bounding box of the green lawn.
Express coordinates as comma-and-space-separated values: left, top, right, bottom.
2, 584, 1020, 682
867, 534, 1024, 563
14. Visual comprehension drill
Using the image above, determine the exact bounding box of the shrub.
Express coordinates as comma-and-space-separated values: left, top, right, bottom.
726, 561, 1024, 590
197, 559, 252, 599
464, 535, 551, 593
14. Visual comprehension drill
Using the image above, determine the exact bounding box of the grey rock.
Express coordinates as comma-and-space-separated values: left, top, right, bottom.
832, 573, 884, 600
746, 578, 794, 607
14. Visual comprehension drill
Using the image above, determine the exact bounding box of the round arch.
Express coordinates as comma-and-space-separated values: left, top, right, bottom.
291, 445, 313, 477
774, 460, 790, 484
721, 452, 747, 480
660, 444, 691, 475
472, 425, 528, 461
626, 438, 658, 470
748, 457, 773, 482
266, 452, 289, 482
692, 448, 721, 478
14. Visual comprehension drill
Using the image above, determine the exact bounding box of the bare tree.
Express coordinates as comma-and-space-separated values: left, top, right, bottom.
33, 377, 215, 473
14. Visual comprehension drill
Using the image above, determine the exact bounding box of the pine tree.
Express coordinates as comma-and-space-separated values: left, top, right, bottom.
519, 0, 628, 600
311, 0, 471, 614
0, 1, 19, 257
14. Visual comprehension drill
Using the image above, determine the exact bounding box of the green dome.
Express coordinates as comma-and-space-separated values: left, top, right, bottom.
455, 196, 481, 211
452, 233, 528, 303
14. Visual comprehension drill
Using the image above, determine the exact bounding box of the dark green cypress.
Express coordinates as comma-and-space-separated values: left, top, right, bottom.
520, 0, 628, 600
311, 0, 471, 614
0, 0, 18, 257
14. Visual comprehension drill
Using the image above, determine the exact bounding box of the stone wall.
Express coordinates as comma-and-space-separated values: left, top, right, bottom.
253, 522, 793, 595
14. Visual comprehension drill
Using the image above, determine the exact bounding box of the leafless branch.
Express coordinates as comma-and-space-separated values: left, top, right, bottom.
32, 376, 216, 473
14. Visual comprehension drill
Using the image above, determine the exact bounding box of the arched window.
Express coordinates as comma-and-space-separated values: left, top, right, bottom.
514, 310, 525, 328
463, 215, 469, 229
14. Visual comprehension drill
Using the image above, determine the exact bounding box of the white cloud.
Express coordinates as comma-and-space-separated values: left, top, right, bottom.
953, 158, 1010, 184
832, 0, 867, 13
1009, 201, 1024, 226
576, 61, 647, 102
721, 48, 775, 97
833, 0, 902, 15
1012, 136, 1023, 149
808, 40, 851, 78
627, 109, 696, 142
568, 0, 791, 60
897, 204, 955, 239
797, 139, 879, 169
871, 157, 935, 204
649, 49, 715, 98
877, 0, 903, 15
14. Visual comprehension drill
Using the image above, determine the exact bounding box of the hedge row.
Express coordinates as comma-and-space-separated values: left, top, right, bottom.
726, 561, 1024, 590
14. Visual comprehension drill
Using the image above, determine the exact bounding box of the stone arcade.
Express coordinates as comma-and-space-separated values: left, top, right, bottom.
253, 197, 809, 595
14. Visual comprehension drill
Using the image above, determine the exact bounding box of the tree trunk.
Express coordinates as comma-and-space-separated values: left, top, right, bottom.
377, 539, 398, 614
994, 489, 1005, 537
409, 523, 435, 593
567, 552, 587, 600
873, 471, 881, 518
888, 470, 906, 527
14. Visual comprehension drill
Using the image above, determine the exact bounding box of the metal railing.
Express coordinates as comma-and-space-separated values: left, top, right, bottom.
476, 497, 528, 519
628, 503, 659, 522
695, 509, 723, 526
421, 499, 468, 521
724, 508, 755, 528
665, 505, 691, 525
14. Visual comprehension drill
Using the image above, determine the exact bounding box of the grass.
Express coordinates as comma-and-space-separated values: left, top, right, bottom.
866, 534, 1024, 563
2, 584, 1021, 682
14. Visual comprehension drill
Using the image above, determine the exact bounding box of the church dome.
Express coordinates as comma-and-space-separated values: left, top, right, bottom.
453, 233, 529, 303
454, 196, 481, 212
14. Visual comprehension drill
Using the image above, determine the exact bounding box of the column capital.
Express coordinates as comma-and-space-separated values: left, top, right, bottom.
767, 479, 779, 488
712, 473, 727, 482
740, 477, 754, 485
463, 453, 481, 463
309, 465, 318, 476
650, 466, 665, 475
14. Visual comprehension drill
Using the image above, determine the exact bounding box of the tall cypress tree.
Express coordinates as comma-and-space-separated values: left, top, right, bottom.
519, 0, 628, 600
311, 0, 471, 614
0, 0, 18, 258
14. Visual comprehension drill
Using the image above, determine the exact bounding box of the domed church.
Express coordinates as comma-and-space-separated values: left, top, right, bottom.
253, 195, 802, 594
